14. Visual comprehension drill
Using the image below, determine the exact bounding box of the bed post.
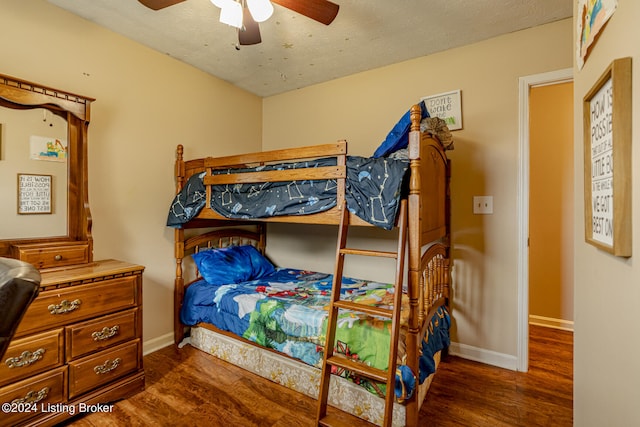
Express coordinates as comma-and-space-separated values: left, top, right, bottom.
445, 158, 452, 253
445, 159, 452, 312
174, 144, 186, 346
175, 230, 185, 346
405, 104, 423, 426
257, 223, 267, 254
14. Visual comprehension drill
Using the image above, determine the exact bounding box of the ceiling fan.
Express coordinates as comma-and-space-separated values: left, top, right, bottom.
138, 0, 339, 46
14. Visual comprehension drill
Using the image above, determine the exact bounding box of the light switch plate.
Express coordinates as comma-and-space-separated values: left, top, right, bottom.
473, 196, 493, 214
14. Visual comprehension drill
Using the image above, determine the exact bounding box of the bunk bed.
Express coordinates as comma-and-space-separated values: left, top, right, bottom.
168, 104, 452, 426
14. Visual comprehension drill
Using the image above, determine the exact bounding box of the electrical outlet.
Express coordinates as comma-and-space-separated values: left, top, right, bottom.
473, 196, 493, 214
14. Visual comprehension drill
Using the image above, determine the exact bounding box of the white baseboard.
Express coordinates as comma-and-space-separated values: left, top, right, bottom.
528, 315, 574, 332
448, 341, 518, 371
448, 317, 573, 371
143, 332, 174, 356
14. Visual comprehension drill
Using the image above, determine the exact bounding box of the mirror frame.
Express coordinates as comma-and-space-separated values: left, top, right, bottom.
0, 73, 94, 260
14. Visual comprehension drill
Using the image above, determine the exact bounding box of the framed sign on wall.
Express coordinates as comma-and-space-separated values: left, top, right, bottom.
17, 173, 53, 215
583, 57, 632, 257
421, 90, 463, 130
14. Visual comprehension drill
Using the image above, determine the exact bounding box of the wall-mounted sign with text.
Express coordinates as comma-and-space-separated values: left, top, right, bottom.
583, 57, 632, 257
421, 90, 462, 131
17, 173, 52, 215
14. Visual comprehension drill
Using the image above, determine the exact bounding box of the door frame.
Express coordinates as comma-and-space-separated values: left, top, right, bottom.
517, 68, 573, 372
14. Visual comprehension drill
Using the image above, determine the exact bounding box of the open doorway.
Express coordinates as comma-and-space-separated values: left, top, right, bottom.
517, 69, 573, 371
529, 81, 574, 331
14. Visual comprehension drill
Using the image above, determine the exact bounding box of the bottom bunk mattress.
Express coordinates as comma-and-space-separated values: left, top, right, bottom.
180, 248, 450, 404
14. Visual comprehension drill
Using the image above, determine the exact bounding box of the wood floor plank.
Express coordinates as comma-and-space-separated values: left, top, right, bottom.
64, 325, 572, 426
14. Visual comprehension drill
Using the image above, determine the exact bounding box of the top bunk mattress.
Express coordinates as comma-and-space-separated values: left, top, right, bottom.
167, 155, 410, 230
167, 101, 456, 231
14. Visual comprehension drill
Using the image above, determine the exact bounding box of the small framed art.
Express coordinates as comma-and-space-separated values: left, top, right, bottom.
17, 173, 53, 214
421, 90, 463, 130
583, 57, 632, 257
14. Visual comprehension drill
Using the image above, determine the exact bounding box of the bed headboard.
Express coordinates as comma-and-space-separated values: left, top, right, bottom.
182, 227, 265, 256
173, 225, 266, 345
408, 105, 450, 247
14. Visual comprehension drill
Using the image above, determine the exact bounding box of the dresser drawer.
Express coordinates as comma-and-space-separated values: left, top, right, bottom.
12, 242, 90, 270
0, 366, 66, 427
15, 276, 138, 338
66, 309, 139, 361
0, 329, 64, 387
68, 340, 140, 399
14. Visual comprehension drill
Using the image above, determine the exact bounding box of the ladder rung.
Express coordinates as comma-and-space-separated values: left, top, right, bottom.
326, 355, 388, 383
340, 248, 397, 258
317, 200, 407, 427
319, 411, 378, 427
333, 300, 394, 319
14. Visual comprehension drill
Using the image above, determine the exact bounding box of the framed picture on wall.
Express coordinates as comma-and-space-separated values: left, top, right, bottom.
576, 0, 618, 70
583, 57, 632, 257
17, 173, 53, 215
421, 90, 463, 130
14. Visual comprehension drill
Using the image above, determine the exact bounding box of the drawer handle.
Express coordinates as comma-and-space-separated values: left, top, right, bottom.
92, 325, 120, 341
94, 357, 121, 375
54, 254, 63, 261
5, 348, 46, 368
11, 387, 50, 405
48, 298, 82, 314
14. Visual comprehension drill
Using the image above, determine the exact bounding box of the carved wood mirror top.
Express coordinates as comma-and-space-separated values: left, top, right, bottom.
0, 73, 94, 262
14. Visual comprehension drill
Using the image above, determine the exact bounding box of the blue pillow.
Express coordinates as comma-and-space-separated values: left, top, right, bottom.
372, 101, 430, 158
192, 245, 275, 285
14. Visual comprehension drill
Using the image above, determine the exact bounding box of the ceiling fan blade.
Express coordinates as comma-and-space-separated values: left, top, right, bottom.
271, 0, 339, 25
138, 0, 186, 11
239, 7, 262, 46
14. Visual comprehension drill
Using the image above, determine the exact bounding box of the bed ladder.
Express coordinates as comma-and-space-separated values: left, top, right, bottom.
316, 200, 408, 427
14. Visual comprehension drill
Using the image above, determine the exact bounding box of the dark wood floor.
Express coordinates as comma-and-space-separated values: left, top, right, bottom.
66, 325, 572, 426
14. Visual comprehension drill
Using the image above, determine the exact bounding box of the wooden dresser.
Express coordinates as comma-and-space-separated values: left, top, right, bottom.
0, 260, 144, 427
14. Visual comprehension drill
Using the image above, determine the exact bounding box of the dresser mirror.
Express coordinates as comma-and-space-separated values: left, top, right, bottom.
1, 106, 68, 238
0, 73, 94, 267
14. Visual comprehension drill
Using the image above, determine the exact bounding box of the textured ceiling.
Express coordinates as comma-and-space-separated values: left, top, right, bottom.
47, 0, 572, 97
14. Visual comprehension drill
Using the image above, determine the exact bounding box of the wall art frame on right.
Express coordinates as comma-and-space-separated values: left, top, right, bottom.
583, 57, 632, 257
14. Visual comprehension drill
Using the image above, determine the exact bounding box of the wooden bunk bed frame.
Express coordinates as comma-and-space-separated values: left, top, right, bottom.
172, 104, 451, 426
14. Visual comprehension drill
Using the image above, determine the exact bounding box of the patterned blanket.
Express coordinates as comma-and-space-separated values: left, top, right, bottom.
167, 156, 409, 230
181, 267, 450, 399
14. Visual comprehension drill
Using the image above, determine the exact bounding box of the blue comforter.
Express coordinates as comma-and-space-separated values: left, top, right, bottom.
167, 156, 409, 230
181, 267, 450, 399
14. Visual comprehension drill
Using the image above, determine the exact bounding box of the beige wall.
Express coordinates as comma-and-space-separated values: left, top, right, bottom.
0, 0, 262, 350
5, 1, 638, 423
263, 19, 573, 360
2, 0, 575, 370
573, 1, 640, 425
529, 82, 574, 324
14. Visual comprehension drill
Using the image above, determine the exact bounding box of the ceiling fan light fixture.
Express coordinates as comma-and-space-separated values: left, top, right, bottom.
219, 1, 243, 28
246, 0, 273, 23
210, 0, 232, 8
